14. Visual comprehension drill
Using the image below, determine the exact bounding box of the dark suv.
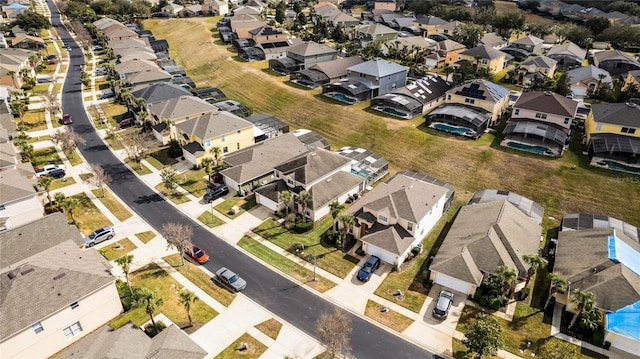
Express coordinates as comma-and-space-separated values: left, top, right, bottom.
357, 255, 381, 282
203, 185, 229, 203
47, 168, 66, 179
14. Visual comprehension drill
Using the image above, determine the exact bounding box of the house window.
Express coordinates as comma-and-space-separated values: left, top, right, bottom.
464, 98, 475, 104
535, 113, 547, 119
237, 130, 241, 134
447, 95, 451, 100
378, 215, 388, 223
223, 146, 228, 153
32, 322, 44, 334
596, 123, 602, 130
622, 127, 636, 134
70, 301, 79, 309
407, 222, 414, 231
287, 179, 294, 185
221, 135, 225, 142
205, 139, 211, 147
481, 59, 488, 65
63, 322, 82, 339
237, 143, 240, 150
514, 109, 520, 115
564, 118, 570, 125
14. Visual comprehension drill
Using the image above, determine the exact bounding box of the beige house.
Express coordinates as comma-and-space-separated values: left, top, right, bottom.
0, 169, 42, 230
148, 95, 219, 144
0, 213, 122, 359
457, 45, 509, 73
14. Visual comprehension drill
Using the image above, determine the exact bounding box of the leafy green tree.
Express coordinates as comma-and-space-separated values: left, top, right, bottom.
452, 23, 484, 49
523, 253, 548, 292
579, 306, 601, 333
585, 17, 610, 36
524, 23, 551, 38
473, 6, 497, 27
544, 273, 569, 310
569, 289, 596, 329
463, 312, 504, 358
553, 70, 571, 96
492, 10, 526, 37
160, 166, 179, 193
179, 290, 199, 327
10, 99, 26, 124
598, 23, 640, 50
132, 288, 164, 331
538, 339, 578, 359
115, 254, 134, 295
18, 141, 34, 163
293, 1, 302, 14
275, 1, 286, 24
554, 24, 593, 47
16, 11, 51, 32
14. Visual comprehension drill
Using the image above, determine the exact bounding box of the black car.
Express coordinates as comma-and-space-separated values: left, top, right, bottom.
432, 290, 454, 320
203, 185, 229, 203
357, 255, 381, 282
46, 168, 66, 179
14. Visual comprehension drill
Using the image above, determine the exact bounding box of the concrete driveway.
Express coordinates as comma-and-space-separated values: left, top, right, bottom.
422, 284, 467, 335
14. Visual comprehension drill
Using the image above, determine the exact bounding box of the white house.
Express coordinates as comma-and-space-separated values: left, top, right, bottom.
346, 172, 455, 266
0, 169, 43, 231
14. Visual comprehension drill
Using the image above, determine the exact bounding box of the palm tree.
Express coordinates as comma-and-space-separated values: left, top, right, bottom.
115, 254, 134, 296
179, 290, 199, 327
579, 306, 601, 333
544, 273, 569, 310
338, 214, 355, 251
296, 191, 312, 223
59, 195, 79, 224
328, 201, 345, 236
133, 288, 164, 331
569, 289, 595, 329
209, 146, 222, 167
37, 176, 54, 204
442, 65, 454, 82
523, 253, 548, 292
201, 158, 214, 184
495, 265, 517, 302
278, 190, 293, 216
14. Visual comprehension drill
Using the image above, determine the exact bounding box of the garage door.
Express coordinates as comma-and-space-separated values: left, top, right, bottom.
365, 244, 396, 265
433, 272, 473, 295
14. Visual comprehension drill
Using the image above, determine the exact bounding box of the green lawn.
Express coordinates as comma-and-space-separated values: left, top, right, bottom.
178, 168, 209, 197
155, 183, 191, 204
99, 237, 137, 261
148, 148, 179, 168
197, 211, 225, 228
22, 110, 47, 131
26, 134, 51, 143
102, 103, 128, 123
252, 217, 359, 279
67, 193, 113, 235
238, 236, 335, 293
255, 318, 282, 340
49, 176, 76, 190
91, 189, 133, 222
364, 300, 413, 332
214, 194, 257, 219
32, 147, 63, 167
125, 158, 152, 175
135, 231, 156, 244
214, 333, 267, 359
66, 150, 84, 166
109, 263, 218, 329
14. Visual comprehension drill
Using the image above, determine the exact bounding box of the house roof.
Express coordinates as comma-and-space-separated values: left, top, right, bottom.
468, 189, 544, 224
437, 39, 465, 52
221, 133, 308, 184
430, 201, 542, 284
125, 69, 172, 85
93, 17, 122, 30
413, 15, 447, 25
628, 70, 640, 83
287, 41, 337, 57
361, 223, 416, 256
108, 37, 149, 50
561, 213, 640, 242
0, 213, 114, 341
513, 91, 578, 118
175, 111, 253, 140
308, 170, 364, 209
429, 104, 491, 127
590, 102, 640, 127
274, 148, 351, 186
449, 79, 510, 103
383, 75, 452, 105
480, 32, 506, 48
0, 168, 36, 204
594, 50, 640, 65
309, 56, 364, 79
11, 35, 45, 46
460, 44, 507, 60
292, 129, 331, 150
568, 65, 612, 85
103, 26, 138, 40
347, 58, 407, 78
520, 55, 557, 70
115, 58, 159, 75
547, 41, 587, 61
55, 323, 207, 359
327, 12, 360, 24
131, 82, 192, 104
512, 35, 543, 46
148, 95, 218, 121
357, 23, 397, 36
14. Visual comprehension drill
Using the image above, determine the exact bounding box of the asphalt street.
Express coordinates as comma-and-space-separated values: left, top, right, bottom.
48, 2, 436, 357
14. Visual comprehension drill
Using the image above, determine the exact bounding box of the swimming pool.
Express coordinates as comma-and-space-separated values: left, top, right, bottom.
326, 92, 357, 104
380, 107, 409, 118
507, 142, 552, 155
600, 160, 640, 175
431, 123, 472, 136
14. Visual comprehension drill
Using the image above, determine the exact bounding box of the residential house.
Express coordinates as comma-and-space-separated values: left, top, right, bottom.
322, 58, 408, 103
424, 39, 465, 68
335, 146, 389, 186
245, 113, 289, 140
161, 2, 184, 16
249, 25, 288, 44
438, 21, 461, 39
370, 75, 451, 119
55, 323, 207, 359
0, 33, 7, 49
131, 82, 192, 105
457, 45, 510, 73
108, 37, 150, 52
555, 213, 640, 357
547, 42, 586, 69
211, 100, 251, 118
623, 70, 640, 91
502, 91, 578, 157
148, 95, 218, 143
346, 171, 455, 266
178, 4, 202, 17
0, 169, 42, 231
385, 36, 437, 61
374, 0, 396, 11
0, 213, 122, 359
427, 79, 510, 139
585, 102, 640, 172
292, 129, 331, 150
114, 58, 161, 79
567, 65, 612, 98
2, 3, 28, 19
202, 0, 229, 15
516, 55, 558, 86
356, 23, 398, 45
175, 111, 255, 165
509, 35, 544, 55
269, 41, 338, 74
412, 16, 448, 37
255, 148, 365, 221
230, 16, 267, 40
10, 35, 45, 50
594, 50, 640, 76
326, 12, 360, 28
480, 32, 507, 50
291, 56, 364, 88
101, 24, 138, 42
0, 48, 35, 89
93, 17, 121, 31
429, 191, 542, 296
233, 5, 261, 16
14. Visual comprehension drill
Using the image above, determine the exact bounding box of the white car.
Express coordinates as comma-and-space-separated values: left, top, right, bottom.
35, 164, 66, 178
84, 226, 115, 247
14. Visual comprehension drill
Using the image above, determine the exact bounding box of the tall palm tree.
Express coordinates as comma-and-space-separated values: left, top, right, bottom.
201, 158, 214, 184
133, 288, 164, 331
279, 190, 293, 217
328, 201, 345, 236
523, 253, 548, 292
179, 290, 199, 327
544, 273, 569, 310
569, 289, 595, 329
296, 191, 312, 223
37, 176, 54, 204
495, 265, 517, 302
579, 306, 601, 333
209, 146, 222, 167
59, 196, 79, 224
338, 214, 355, 251
115, 254, 134, 296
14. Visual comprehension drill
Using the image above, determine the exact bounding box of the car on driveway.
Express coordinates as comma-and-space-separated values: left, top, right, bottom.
214, 267, 246, 292
185, 245, 209, 264
203, 184, 229, 203
84, 226, 115, 247
35, 164, 66, 178
357, 255, 381, 282
119, 118, 135, 129
432, 290, 454, 320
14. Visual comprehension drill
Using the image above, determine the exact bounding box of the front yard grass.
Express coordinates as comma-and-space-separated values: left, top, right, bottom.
49, 176, 76, 190
109, 263, 218, 329
374, 200, 465, 313
102, 103, 128, 122
254, 318, 282, 340
125, 157, 152, 175
68, 193, 112, 235
178, 168, 209, 197
252, 217, 359, 279
214, 333, 267, 359
148, 148, 178, 169
66, 151, 83, 166
364, 300, 413, 332
91, 189, 133, 221
22, 110, 47, 131
135, 231, 156, 244
238, 236, 336, 293
163, 253, 236, 307
26, 134, 50, 143
155, 183, 190, 204
98, 237, 137, 261
215, 194, 256, 219
197, 211, 225, 227
32, 146, 63, 167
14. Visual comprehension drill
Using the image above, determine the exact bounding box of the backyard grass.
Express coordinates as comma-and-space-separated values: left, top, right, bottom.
67, 193, 112, 235
197, 211, 225, 228
135, 231, 157, 244
364, 300, 413, 332
125, 157, 152, 175
155, 183, 191, 204
214, 333, 267, 359
98, 237, 137, 261
254, 318, 282, 340
215, 194, 257, 219
22, 110, 47, 131
91, 189, 133, 221
163, 253, 236, 307
143, 17, 640, 228
238, 236, 336, 293
374, 200, 465, 313
252, 217, 359, 279
49, 176, 76, 190
178, 167, 209, 197
32, 146, 62, 167
109, 263, 218, 329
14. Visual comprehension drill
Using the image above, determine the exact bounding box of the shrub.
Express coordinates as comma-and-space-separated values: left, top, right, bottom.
144, 321, 166, 337
167, 139, 182, 158
479, 294, 502, 310
294, 220, 314, 233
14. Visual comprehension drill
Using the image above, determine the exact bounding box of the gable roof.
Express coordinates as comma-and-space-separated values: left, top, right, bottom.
274, 148, 351, 186
347, 58, 407, 77
512, 35, 543, 46
357, 23, 397, 36
11, 35, 45, 46
594, 50, 640, 65
175, 111, 253, 140
309, 56, 364, 79
520, 55, 557, 69
361, 223, 415, 256
437, 39, 465, 52
513, 91, 578, 118
380, 75, 451, 105
287, 41, 337, 57
547, 41, 586, 61
590, 102, 640, 127
568, 65, 612, 84
448, 79, 509, 103
413, 15, 447, 25
460, 44, 507, 60
308, 171, 365, 210
468, 189, 544, 224
148, 95, 218, 121
115, 58, 159, 75
0, 168, 36, 204
131, 82, 192, 104
480, 32, 506, 48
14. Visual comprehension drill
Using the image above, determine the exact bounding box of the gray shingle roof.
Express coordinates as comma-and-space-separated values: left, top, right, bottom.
512, 35, 543, 46
274, 148, 351, 186
520, 55, 557, 70
468, 189, 544, 224
513, 91, 578, 118
131, 82, 192, 104
590, 102, 640, 127
357, 23, 397, 36
175, 111, 253, 140
547, 42, 586, 61
413, 15, 447, 25
0, 168, 36, 204
568, 65, 612, 85
594, 50, 639, 65
308, 170, 364, 209
361, 223, 415, 256
460, 45, 507, 60
309, 56, 364, 79
287, 41, 337, 57
347, 58, 408, 78
480, 32, 506, 48
148, 95, 218, 121
0, 213, 114, 340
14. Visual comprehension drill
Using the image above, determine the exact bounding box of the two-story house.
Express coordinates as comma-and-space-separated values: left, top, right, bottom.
148, 95, 219, 144
623, 70, 640, 91
567, 65, 612, 98
345, 172, 454, 266
412, 16, 448, 37
517, 55, 558, 86
424, 39, 465, 69
291, 56, 364, 88
370, 75, 451, 119
427, 79, 510, 139
255, 148, 365, 221
594, 50, 640, 76
202, 0, 229, 15
0, 213, 122, 359
0, 48, 36, 89
269, 41, 338, 74
0, 169, 42, 231
502, 91, 578, 157
509, 35, 544, 55
356, 23, 398, 45
547, 41, 586, 69
457, 45, 511, 74
175, 111, 255, 165
585, 102, 640, 173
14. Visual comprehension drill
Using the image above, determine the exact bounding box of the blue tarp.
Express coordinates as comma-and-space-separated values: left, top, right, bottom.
608, 234, 640, 276
606, 301, 640, 341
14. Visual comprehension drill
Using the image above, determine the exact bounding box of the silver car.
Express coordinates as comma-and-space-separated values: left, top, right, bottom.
84, 226, 115, 247
214, 267, 247, 292
432, 290, 454, 320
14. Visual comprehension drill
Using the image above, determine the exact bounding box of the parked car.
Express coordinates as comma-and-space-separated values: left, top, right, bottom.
37, 77, 52, 83
47, 168, 66, 179
119, 118, 135, 129
214, 267, 246, 292
432, 290, 454, 320
62, 113, 72, 124
47, 59, 57, 65
357, 255, 381, 282
84, 226, 115, 247
35, 164, 66, 178
185, 245, 209, 264
100, 90, 115, 99
203, 185, 229, 203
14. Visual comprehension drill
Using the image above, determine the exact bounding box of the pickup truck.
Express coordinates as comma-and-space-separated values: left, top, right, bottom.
35, 164, 66, 178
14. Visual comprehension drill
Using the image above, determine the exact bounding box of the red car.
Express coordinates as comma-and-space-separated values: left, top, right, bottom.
186, 245, 209, 264
62, 114, 72, 124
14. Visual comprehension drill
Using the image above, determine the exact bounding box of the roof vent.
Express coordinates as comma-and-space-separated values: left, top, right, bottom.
7, 272, 16, 280
625, 102, 637, 108
20, 268, 34, 276
53, 273, 66, 280
326, 178, 332, 182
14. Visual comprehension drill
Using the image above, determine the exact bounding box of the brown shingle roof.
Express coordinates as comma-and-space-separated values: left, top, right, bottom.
513, 91, 578, 118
